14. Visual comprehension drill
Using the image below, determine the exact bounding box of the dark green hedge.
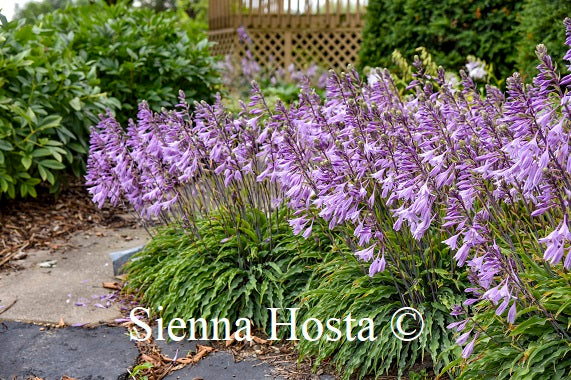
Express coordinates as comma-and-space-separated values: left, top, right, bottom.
359, 0, 522, 80
359, 0, 571, 81
516, 0, 571, 79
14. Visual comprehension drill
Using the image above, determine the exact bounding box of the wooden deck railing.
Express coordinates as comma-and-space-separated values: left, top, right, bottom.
208, 0, 367, 69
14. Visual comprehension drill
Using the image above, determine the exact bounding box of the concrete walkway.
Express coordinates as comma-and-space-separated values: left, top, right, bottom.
0, 225, 147, 325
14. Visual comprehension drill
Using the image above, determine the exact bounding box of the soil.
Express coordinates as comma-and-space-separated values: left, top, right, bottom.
0, 177, 133, 271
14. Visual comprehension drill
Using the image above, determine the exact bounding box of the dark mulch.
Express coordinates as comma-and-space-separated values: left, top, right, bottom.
0, 177, 131, 269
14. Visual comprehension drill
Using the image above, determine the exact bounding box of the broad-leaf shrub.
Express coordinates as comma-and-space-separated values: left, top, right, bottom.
0, 19, 116, 198
0, 1, 219, 198
38, 1, 220, 121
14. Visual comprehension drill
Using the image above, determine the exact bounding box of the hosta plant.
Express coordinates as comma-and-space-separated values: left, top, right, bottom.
124, 206, 343, 335
88, 18, 571, 380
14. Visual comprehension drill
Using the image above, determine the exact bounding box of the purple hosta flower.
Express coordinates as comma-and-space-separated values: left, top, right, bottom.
241, 51, 260, 79
392, 183, 435, 240
539, 216, 571, 268
354, 220, 374, 246
467, 244, 504, 289
455, 329, 473, 345
368, 254, 386, 276
289, 215, 310, 236
507, 300, 517, 324
562, 18, 571, 89
301, 218, 314, 239
355, 244, 376, 262
237, 25, 252, 45
443, 233, 460, 250
447, 318, 469, 332
86, 111, 132, 209
462, 333, 479, 358
450, 304, 466, 316
454, 243, 471, 267
482, 280, 514, 312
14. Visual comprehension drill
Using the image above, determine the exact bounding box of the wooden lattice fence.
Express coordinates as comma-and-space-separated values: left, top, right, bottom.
208, 0, 367, 70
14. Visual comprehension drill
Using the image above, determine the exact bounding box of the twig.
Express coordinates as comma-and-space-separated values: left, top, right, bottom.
0, 299, 17, 315
0, 251, 17, 268
0, 242, 29, 267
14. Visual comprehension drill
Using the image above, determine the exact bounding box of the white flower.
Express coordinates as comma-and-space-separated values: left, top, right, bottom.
466, 57, 487, 80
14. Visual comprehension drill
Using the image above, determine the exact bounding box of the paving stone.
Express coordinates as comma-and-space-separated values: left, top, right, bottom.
152, 325, 210, 359
163, 351, 283, 380
0, 321, 138, 380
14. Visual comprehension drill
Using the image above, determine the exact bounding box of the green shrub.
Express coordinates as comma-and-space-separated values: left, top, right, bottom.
0, 1, 220, 198
0, 18, 117, 198
359, 0, 522, 80
13, 0, 79, 24
515, 0, 571, 80
124, 207, 343, 335
40, 1, 220, 120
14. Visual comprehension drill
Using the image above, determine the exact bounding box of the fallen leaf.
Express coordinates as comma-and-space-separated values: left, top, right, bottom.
193, 345, 214, 363
101, 282, 122, 290
62, 376, 78, 380
57, 316, 66, 328
252, 335, 268, 344
141, 353, 162, 367
175, 357, 194, 365
225, 331, 237, 347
